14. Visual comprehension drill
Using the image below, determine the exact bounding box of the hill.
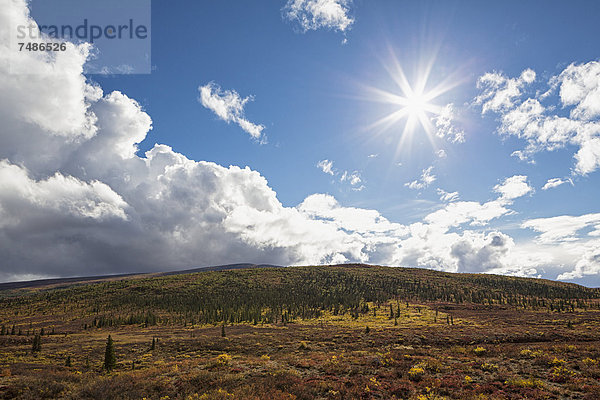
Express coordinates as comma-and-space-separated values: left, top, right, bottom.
1, 264, 600, 399
0, 263, 282, 292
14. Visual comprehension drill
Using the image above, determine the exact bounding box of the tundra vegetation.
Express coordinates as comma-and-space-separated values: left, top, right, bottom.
0, 264, 599, 399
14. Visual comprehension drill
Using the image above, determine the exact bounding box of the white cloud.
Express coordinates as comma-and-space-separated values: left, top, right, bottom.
317, 159, 334, 175
475, 69, 535, 114
475, 61, 600, 175
433, 103, 465, 143
450, 231, 514, 273
558, 245, 600, 280
405, 166, 436, 190
198, 82, 265, 140
368, 153, 378, 158
558, 61, 600, 120
436, 149, 447, 158
493, 175, 533, 202
522, 212, 600, 244
340, 170, 361, 186
318, 159, 363, 189
424, 200, 511, 230
542, 177, 571, 190
0, 160, 128, 225
437, 188, 459, 202
283, 0, 354, 33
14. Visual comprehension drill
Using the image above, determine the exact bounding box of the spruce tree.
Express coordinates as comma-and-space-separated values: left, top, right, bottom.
31, 334, 41, 353
65, 355, 72, 367
221, 324, 226, 337
103, 335, 116, 371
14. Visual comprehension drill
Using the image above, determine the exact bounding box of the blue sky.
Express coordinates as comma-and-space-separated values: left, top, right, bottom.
95, 0, 598, 215
1, 0, 600, 285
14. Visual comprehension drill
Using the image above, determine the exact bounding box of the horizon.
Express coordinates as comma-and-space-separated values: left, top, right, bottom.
1, 1, 600, 286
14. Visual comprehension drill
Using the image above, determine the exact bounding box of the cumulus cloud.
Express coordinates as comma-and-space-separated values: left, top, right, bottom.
451, 231, 514, 273
475, 69, 536, 114
198, 82, 265, 140
493, 175, 533, 202
405, 166, 436, 190
558, 245, 600, 280
282, 0, 354, 33
522, 212, 600, 281
542, 177, 571, 190
475, 61, 600, 175
436, 149, 447, 159
424, 200, 511, 230
0, 160, 128, 224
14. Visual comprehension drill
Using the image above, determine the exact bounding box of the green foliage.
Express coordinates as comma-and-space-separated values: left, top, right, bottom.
104, 335, 116, 371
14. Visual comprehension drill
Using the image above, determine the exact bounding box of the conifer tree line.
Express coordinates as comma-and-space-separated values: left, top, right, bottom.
1, 265, 599, 330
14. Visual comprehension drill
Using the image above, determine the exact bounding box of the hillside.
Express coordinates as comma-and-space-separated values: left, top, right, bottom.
1, 265, 600, 399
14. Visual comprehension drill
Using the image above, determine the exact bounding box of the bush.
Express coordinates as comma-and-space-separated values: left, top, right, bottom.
473, 346, 487, 356
408, 364, 426, 381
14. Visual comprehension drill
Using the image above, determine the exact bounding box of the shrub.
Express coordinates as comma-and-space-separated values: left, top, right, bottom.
582, 357, 598, 366
216, 353, 232, 366
480, 362, 498, 372
473, 346, 487, 356
408, 364, 426, 381
298, 341, 309, 350
505, 377, 544, 388
549, 366, 576, 383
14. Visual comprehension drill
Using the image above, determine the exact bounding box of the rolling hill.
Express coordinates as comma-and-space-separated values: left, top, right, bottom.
1, 264, 600, 399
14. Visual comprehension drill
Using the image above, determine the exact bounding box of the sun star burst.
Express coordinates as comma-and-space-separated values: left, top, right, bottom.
362, 49, 464, 156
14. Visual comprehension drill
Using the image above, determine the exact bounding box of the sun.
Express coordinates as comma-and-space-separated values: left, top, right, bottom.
362, 49, 464, 152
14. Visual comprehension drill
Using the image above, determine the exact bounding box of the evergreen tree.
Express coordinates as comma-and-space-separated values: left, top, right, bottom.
221, 324, 226, 337
151, 337, 156, 350
65, 355, 72, 367
103, 335, 116, 371
31, 334, 41, 353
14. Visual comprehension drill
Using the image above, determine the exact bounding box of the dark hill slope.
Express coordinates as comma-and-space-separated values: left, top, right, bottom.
1, 264, 598, 329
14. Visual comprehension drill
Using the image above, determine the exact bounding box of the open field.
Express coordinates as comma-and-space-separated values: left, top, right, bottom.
1, 265, 600, 399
